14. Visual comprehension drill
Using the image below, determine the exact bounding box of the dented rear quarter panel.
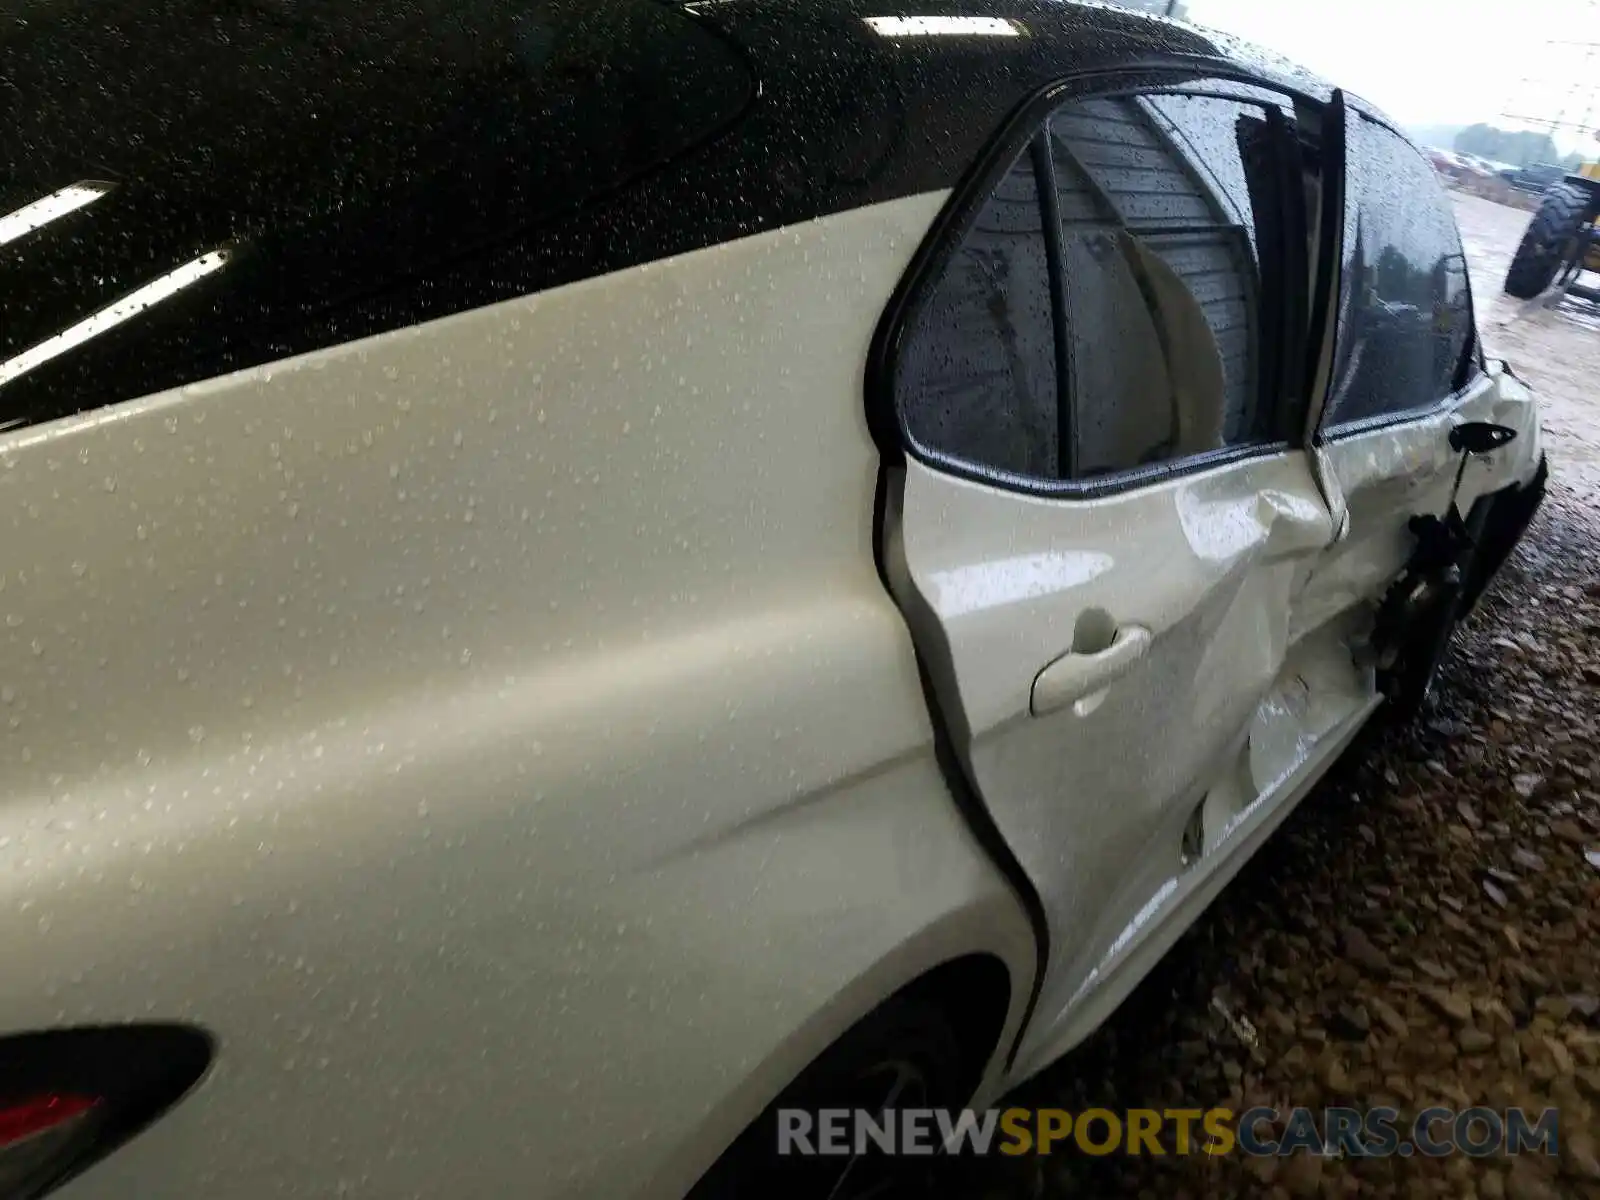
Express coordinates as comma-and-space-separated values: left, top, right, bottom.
0, 196, 1036, 1199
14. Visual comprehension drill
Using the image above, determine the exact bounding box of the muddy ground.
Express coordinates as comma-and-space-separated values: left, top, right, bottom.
975, 194, 1600, 1199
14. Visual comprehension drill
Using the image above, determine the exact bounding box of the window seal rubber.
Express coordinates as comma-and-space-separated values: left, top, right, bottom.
1030, 132, 1076, 481
1319, 374, 1485, 444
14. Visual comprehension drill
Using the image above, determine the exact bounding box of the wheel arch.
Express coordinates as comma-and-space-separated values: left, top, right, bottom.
888, 952, 1016, 1100
678, 950, 1020, 1200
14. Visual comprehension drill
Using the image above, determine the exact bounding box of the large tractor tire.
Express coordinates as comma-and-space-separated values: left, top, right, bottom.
1504, 181, 1592, 299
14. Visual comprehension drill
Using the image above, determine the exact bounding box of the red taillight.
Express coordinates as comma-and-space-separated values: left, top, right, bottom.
0, 1095, 98, 1149
0, 1093, 102, 1198
0, 1024, 210, 1198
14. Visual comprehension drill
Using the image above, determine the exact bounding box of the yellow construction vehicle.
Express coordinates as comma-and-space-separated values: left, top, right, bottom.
1504, 162, 1600, 298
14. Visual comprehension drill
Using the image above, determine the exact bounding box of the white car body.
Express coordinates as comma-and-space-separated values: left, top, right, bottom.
0, 2, 1546, 1197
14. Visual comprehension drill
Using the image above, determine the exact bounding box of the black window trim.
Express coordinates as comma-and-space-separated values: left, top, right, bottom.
1314, 111, 1486, 442
1031, 133, 1076, 479
1320, 368, 1496, 444
867, 61, 1326, 501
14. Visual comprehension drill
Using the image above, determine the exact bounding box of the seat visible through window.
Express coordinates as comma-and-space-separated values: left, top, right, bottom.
896, 82, 1305, 490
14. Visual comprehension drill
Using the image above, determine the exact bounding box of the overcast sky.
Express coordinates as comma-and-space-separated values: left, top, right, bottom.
1185, 0, 1600, 141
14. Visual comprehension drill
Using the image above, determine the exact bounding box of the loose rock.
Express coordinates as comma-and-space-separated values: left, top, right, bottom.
1423, 989, 1475, 1026
1340, 925, 1391, 977
1370, 997, 1410, 1038
1550, 819, 1587, 844
1328, 1004, 1370, 1041
1278, 1152, 1323, 1198
1512, 846, 1546, 872
1563, 1131, 1600, 1181
1505, 1158, 1560, 1200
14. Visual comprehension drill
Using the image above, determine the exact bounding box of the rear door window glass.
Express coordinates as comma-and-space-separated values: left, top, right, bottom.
1323, 115, 1475, 429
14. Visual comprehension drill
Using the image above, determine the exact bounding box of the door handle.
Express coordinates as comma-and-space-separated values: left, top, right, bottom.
1030, 625, 1152, 717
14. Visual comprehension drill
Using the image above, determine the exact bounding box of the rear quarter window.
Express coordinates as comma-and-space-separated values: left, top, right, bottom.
894, 78, 1307, 492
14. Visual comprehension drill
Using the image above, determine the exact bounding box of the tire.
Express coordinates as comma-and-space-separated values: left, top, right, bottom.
687, 997, 971, 1200
1504, 181, 1593, 299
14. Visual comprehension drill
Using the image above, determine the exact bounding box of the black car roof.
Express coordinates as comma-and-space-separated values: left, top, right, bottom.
1, 0, 1367, 424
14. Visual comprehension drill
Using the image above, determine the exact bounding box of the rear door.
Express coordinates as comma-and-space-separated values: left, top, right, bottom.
878, 74, 1340, 1069
1297, 108, 1542, 642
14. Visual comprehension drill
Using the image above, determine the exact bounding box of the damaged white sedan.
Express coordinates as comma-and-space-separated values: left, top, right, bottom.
0, 1, 1546, 1197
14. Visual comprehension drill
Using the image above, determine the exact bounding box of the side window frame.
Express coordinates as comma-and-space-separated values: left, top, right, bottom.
1317, 110, 1485, 444
868, 64, 1327, 500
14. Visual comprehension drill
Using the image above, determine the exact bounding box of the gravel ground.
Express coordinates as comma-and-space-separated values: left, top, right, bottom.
970, 193, 1600, 1199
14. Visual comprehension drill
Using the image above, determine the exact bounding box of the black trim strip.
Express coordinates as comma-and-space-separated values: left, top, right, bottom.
868, 467, 1051, 1073
1266, 103, 1311, 437
917, 438, 1294, 500
1032, 133, 1075, 480
918, 635, 1052, 1073
1319, 377, 1482, 444
1302, 88, 1347, 432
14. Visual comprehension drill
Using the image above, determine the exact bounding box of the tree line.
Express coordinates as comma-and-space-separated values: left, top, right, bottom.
1453, 123, 1591, 169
